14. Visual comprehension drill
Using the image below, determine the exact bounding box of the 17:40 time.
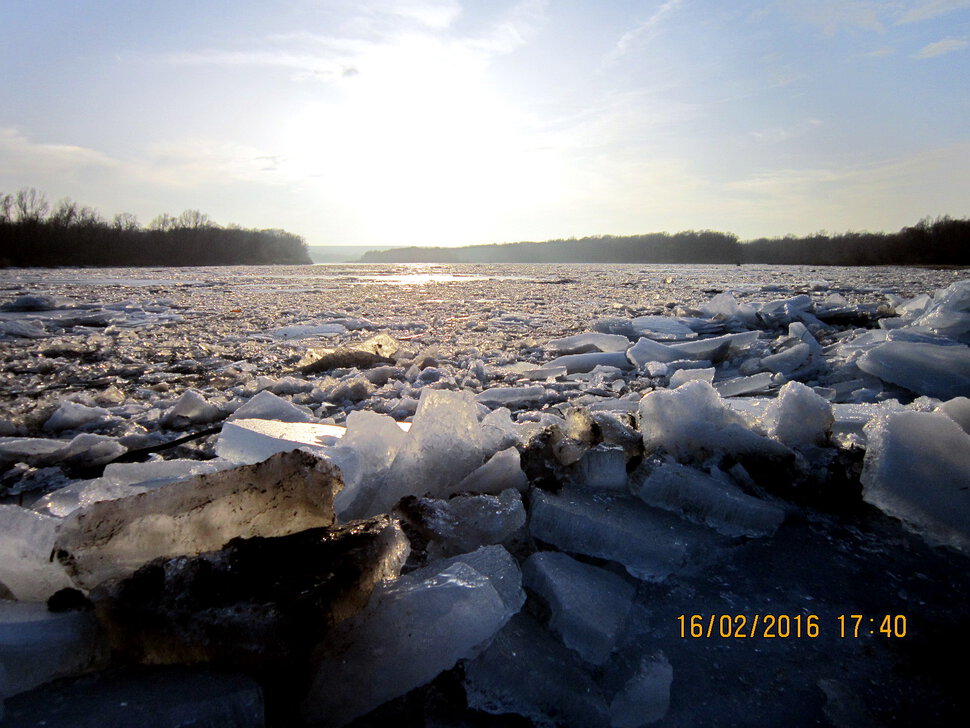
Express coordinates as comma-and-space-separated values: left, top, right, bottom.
838, 614, 907, 638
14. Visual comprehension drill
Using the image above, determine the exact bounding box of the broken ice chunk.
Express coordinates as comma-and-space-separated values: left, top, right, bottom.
397, 489, 526, 556
936, 396, 970, 435
0, 437, 66, 467
474, 385, 546, 408
714, 372, 774, 397
569, 444, 629, 491
631, 316, 696, 341
610, 653, 673, 727
639, 381, 790, 461
759, 342, 811, 375
43, 402, 112, 432
760, 381, 834, 447
522, 551, 635, 665
0, 506, 73, 601
381, 389, 486, 505
450, 447, 529, 496
53, 450, 344, 590
668, 367, 715, 388
861, 410, 970, 554
0, 601, 105, 702
463, 614, 611, 728
227, 390, 316, 423
857, 341, 970, 399
91, 515, 409, 668
302, 551, 521, 728
627, 337, 679, 366
634, 462, 784, 538
666, 331, 760, 361
269, 323, 346, 339
407, 545, 526, 614
160, 389, 223, 427
529, 489, 689, 582
909, 279, 970, 342
547, 351, 634, 374
546, 332, 631, 354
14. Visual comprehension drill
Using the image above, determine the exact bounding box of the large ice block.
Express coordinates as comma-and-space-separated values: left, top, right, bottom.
546, 332, 631, 354
522, 551, 635, 665
861, 410, 970, 553
227, 390, 317, 423
609, 653, 673, 727
529, 489, 690, 581
53, 450, 344, 590
639, 381, 789, 461
397, 489, 526, 556
0, 601, 105, 702
635, 462, 784, 537
858, 341, 970, 399
301, 547, 521, 727
547, 351, 634, 374
463, 614, 611, 728
760, 381, 834, 447
0, 506, 73, 601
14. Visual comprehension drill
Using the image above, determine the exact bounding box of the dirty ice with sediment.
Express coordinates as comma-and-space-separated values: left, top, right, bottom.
0, 263, 969, 726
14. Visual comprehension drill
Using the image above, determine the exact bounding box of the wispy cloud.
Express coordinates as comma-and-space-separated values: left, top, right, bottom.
606, 0, 686, 63
896, 0, 970, 24
913, 36, 969, 58
774, 0, 885, 35
0, 128, 119, 177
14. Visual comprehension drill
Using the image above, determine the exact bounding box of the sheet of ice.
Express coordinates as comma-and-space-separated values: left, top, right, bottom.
639, 381, 790, 461
0, 437, 66, 465
407, 545, 525, 614
631, 316, 696, 341
669, 367, 715, 388
714, 373, 774, 397
474, 386, 546, 408
226, 390, 317, 423
269, 323, 346, 339
463, 614, 611, 728
861, 410, 970, 553
610, 653, 673, 727
215, 418, 346, 463
756, 294, 813, 327
521, 364, 569, 380
0, 601, 104, 702
760, 381, 834, 447
0, 506, 73, 600
666, 331, 760, 361
529, 489, 689, 581
857, 341, 970, 399
547, 351, 633, 374
635, 462, 784, 538
53, 450, 344, 590
546, 332, 631, 354
54, 434, 127, 469
627, 337, 679, 366
451, 447, 529, 495
522, 551, 635, 665
758, 342, 811, 375
302, 550, 521, 728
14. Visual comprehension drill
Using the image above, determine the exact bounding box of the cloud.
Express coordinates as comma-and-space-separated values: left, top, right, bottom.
607, 0, 685, 62
896, 0, 970, 24
913, 36, 969, 58
775, 0, 885, 35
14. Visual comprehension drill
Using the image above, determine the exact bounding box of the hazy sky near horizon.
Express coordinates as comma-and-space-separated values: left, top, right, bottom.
2, 0, 968, 246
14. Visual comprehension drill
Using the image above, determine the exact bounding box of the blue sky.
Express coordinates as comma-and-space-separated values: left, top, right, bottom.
1, 0, 968, 246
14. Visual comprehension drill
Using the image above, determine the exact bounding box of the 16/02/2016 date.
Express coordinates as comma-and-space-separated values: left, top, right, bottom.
676, 614, 908, 639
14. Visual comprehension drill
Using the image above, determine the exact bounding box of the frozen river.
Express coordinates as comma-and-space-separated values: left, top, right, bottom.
1, 262, 969, 727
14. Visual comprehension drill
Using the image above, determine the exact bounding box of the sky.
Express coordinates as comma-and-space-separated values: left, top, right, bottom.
1, 0, 968, 246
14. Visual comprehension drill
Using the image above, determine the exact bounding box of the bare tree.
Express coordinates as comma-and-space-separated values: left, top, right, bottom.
112, 212, 140, 231
50, 198, 80, 227
176, 209, 211, 229
14, 187, 49, 223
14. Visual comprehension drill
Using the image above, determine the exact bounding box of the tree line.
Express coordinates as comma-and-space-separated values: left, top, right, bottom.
0, 188, 311, 267
360, 217, 969, 266
361, 230, 743, 264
